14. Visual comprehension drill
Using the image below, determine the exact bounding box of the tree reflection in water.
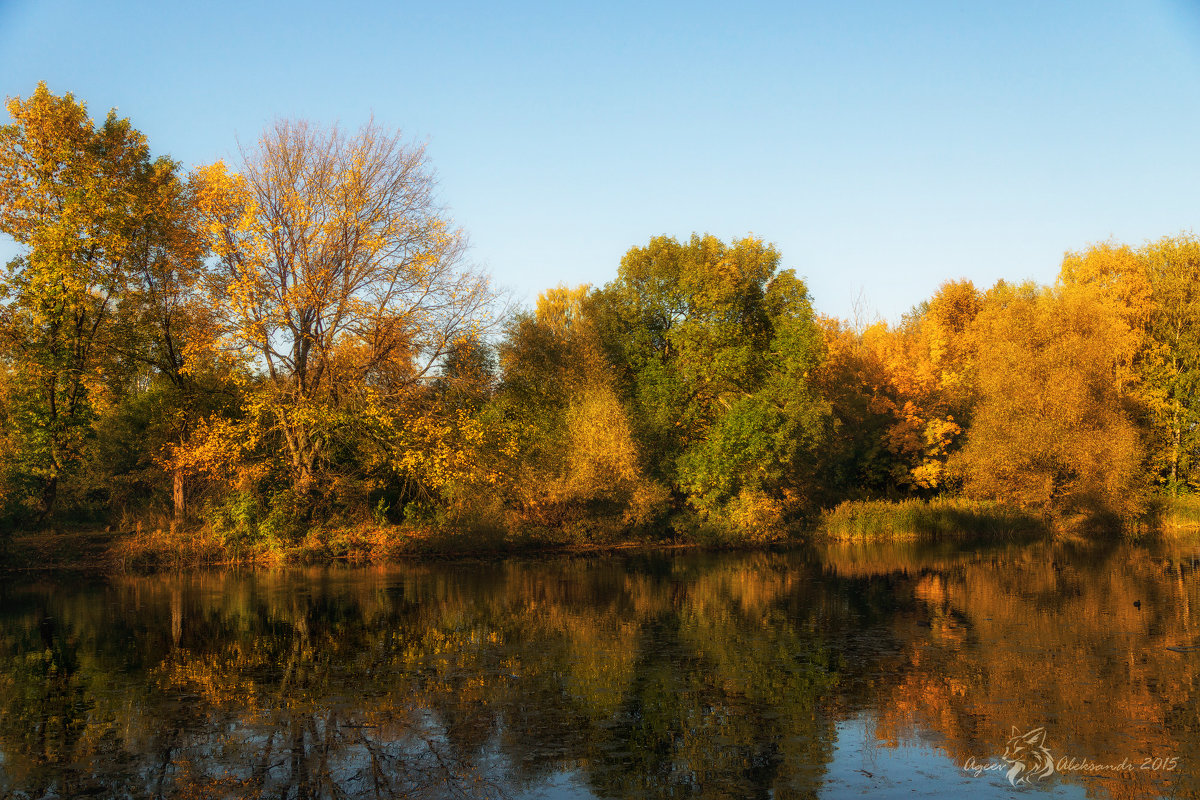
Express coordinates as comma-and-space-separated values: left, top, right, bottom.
1, 543, 1199, 799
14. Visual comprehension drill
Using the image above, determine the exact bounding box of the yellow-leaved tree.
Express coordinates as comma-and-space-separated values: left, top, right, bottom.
498, 284, 667, 537
951, 281, 1146, 521
0, 84, 197, 520
813, 280, 981, 499
191, 120, 493, 503
1061, 235, 1200, 492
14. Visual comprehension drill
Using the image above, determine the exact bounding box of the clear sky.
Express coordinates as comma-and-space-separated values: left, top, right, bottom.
2, 0, 1199, 322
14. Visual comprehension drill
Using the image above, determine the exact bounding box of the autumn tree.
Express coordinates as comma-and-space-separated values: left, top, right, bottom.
1061, 235, 1200, 493
1139, 236, 1200, 490
346, 333, 513, 526
810, 315, 897, 498
0, 84, 194, 520
497, 284, 666, 536
193, 120, 493, 503
812, 279, 982, 504
0, 357, 15, 524
951, 281, 1146, 520
875, 280, 980, 490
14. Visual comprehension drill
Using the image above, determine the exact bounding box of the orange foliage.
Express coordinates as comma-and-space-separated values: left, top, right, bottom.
816, 280, 981, 495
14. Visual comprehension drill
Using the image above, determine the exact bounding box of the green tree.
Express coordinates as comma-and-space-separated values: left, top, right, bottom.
592, 234, 831, 536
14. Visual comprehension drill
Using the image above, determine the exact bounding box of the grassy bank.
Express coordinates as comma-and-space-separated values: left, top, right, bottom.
1, 522, 713, 573
818, 497, 1048, 541
19, 493, 1200, 572
7, 501, 1042, 572
1156, 493, 1200, 531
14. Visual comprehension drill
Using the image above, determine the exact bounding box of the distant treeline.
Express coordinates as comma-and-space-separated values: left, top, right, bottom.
1, 84, 1197, 550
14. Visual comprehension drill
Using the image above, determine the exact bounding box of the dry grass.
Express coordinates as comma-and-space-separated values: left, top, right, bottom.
111, 524, 243, 570
1160, 493, 1200, 529
819, 497, 1047, 541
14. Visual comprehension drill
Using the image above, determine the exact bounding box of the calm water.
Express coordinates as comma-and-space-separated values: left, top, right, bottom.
2, 541, 1199, 799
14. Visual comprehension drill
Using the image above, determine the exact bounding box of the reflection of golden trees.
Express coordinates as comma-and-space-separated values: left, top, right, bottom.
822, 541, 1200, 800
2, 548, 1200, 798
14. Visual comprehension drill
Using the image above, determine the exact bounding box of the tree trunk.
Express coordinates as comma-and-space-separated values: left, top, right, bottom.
282, 419, 319, 500
173, 468, 185, 521
1172, 399, 1182, 491
35, 475, 58, 524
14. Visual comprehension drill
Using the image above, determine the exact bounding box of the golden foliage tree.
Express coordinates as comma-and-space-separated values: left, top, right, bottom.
192, 120, 493, 499
814, 280, 981, 498
0, 359, 14, 519
0, 84, 194, 519
951, 281, 1146, 520
876, 280, 981, 490
498, 284, 666, 535
1061, 235, 1200, 492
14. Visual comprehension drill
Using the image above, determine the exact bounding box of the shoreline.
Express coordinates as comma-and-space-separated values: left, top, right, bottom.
0, 527, 781, 575
5, 514, 1199, 576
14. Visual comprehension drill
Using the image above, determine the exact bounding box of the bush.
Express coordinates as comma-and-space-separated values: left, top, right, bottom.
205, 490, 303, 556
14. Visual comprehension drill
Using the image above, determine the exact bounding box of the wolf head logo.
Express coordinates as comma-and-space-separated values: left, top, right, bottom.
1002, 726, 1055, 786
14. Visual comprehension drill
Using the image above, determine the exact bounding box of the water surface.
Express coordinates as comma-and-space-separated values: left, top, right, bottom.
2, 540, 1199, 799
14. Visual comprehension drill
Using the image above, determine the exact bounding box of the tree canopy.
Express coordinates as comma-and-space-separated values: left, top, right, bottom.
3, 84, 1199, 544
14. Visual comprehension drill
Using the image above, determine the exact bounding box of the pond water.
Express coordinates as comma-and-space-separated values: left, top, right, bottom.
2, 541, 1199, 799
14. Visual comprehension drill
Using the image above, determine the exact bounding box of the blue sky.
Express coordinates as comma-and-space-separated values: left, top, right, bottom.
2, 0, 1199, 321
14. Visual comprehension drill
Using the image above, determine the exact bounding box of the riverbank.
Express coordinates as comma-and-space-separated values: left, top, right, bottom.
6, 494, 1199, 573
0, 523, 731, 573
